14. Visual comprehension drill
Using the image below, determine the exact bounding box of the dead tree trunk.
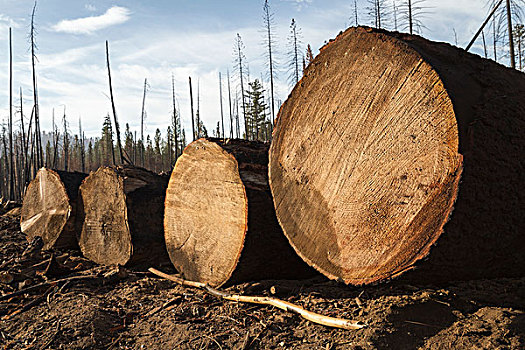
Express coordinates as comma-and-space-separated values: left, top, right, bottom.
21, 168, 87, 250
78, 166, 169, 266
164, 138, 315, 287
269, 27, 525, 285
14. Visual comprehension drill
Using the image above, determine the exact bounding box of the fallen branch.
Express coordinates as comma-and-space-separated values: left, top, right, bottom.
148, 268, 366, 330
0, 274, 98, 301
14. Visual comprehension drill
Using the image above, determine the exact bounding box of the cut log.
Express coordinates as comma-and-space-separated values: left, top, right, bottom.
164, 138, 316, 287
78, 166, 169, 266
269, 27, 525, 285
20, 168, 87, 250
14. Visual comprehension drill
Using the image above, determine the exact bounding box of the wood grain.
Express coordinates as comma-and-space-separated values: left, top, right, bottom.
78, 166, 169, 266
20, 168, 87, 250
164, 138, 315, 287
270, 27, 525, 284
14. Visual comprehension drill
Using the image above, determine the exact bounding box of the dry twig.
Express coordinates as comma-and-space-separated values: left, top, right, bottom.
148, 268, 366, 330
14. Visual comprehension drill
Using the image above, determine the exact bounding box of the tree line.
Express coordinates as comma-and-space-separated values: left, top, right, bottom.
2, 0, 525, 203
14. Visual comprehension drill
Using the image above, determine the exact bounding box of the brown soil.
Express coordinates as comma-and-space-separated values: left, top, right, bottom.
0, 213, 523, 349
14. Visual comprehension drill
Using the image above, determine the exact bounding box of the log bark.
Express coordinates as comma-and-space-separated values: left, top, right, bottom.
78, 166, 169, 266
164, 138, 316, 287
21, 168, 87, 250
269, 27, 525, 285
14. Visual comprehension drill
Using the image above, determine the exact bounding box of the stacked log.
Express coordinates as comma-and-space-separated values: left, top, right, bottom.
20, 168, 87, 250
269, 27, 525, 285
78, 166, 169, 266
164, 138, 316, 287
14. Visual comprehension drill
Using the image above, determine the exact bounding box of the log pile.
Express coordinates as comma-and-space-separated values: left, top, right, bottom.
20, 168, 87, 250
269, 27, 525, 285
164, 139, 315, 287
78, 166, 169, 266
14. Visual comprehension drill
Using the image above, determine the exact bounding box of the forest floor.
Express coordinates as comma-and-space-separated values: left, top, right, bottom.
0, 211, 523, 350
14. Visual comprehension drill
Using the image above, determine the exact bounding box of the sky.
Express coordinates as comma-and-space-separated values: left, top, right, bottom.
0, 0, 503, 139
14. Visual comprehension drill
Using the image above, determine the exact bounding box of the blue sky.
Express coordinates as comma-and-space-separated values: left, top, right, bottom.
0, 1, 501, 138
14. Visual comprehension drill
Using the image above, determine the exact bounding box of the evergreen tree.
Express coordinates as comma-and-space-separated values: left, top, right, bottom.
124, 123, 134, 162
246, 79, 269, 141
154, 128, 162, 172
101, 114, 115, 166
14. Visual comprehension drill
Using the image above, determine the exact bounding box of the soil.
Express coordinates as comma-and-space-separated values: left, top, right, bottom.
0, 212, 523, 349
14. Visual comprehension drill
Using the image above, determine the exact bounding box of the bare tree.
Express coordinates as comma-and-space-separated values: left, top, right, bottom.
189, 76, 196, 141
140, 78, 148, 165
352, 0, 359, 26
30, 2, 43, 169
62, 107, 69, 171
287, 19, 302, 87
513, 23, 525, 69
486, 0, 525, 66
506, 0, 516, 67
367, 0, 389, 29
393, 1, 399, 31
9, 28, 14, 200
234, 33, 248, 139
263, 0, 277, 129
399, 0, 430, 34
482, 30, 489, 57
227, 70, 234, 138
171, 74, 179, 159
79, 117, 85, 172
219, 72, 225, 139
105, 41, 126, 164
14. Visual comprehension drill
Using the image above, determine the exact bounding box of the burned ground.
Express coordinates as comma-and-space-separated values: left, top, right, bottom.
0, 212, 523, 349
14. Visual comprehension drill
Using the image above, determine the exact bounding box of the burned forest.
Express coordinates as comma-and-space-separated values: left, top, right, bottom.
0, 1, 524, 349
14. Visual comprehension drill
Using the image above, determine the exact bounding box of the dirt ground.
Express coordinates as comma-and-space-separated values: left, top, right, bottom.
0, 212, 523, 349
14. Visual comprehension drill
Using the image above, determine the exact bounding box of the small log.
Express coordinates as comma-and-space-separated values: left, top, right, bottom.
269, 27, 525, 284
20, 168, 87, 250
164, 138, 316, 287
78, 166, 169, 266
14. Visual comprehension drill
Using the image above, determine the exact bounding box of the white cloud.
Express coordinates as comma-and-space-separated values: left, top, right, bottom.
281, 0, 313, 11
85, 4, 97, 12
52, 6, 131, 35
0, 14, 21, 33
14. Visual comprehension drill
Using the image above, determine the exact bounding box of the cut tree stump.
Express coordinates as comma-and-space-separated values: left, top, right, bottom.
78, 166, 169, 266
21, 168, 87, 250
269, 27, 525, 285
164, 138, 316, 287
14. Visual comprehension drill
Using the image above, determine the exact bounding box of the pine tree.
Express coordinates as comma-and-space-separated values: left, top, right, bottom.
124, 123, 134, 161
246, 79, 268, 141
101, 114, 115, 166
306, 44, 314, 66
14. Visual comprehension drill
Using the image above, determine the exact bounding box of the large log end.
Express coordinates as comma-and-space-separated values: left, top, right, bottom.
78, 167, 132, 265
21, 168, 86, 250
270, 27, 464, 285
165, 139, 248, 287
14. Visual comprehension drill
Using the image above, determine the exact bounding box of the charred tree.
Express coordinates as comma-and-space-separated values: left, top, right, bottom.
269, 27, 525, 285
21, 168, 87, 250
78, 166, 169, 266
164, 138, 316, 287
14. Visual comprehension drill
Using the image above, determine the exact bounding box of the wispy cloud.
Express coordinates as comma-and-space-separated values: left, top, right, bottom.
0, 14, 21, 32
52, 6, 131, 35
85, 4, 97, 12
281, 0, 313, 11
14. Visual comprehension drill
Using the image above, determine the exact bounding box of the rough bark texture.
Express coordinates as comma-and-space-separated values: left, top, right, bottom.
78, 166, 169, 266
269, 26, 525, 285
21, 168, 87, 250
164, 138, 316, 287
